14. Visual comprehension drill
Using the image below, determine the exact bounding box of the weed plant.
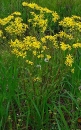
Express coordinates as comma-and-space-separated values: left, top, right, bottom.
0, 1, 81, 130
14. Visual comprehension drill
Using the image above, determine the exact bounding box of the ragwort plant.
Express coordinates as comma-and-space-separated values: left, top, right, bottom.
0, 1, 81, 130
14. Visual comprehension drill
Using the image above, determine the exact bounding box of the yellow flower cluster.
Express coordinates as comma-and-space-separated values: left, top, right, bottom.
37, 54, 44, 59
59, 17, 75, 29
1, 2, 81, 74
23, 36, 41, 49
11, 48, 26, 58
9, 36, 41, 58
22, 1, 59, 18
72, 15, 81, 20
46, 54, 51, 60
52, 12, 60, 22
75, 22, 81, 32
0, 15, 14, 26
33, 77, 41, 82
22, 2, 40, 10
71, 68, 74, 73
73, 43, 81, 48
41, 35, 59, 49
22, 1, 59, 33
25, 1, 59, 21
60, 42, 71, 51
56, 31, 73, 40
28, 12, 48, 33
12, 12, 21, 16
65, 54, 74, 67
26, 60, 34, 65
0, 30, 3, 37
5, 17, 28, 36
9, 35, 53, 64
59, 15, 81, 32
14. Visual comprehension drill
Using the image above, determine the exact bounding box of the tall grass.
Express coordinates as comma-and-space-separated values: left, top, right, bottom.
1, 0, 81, 18
1, 52, 80, 129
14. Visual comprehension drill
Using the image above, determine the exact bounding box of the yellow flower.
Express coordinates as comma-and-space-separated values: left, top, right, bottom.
59, 17, 75, 28
32, 41, 41, 49
33, 77, 41, 82
71, 68, 74, 73
41, 37, 46, 43
33, 51, 37, 56
58, 31, 73, 40
22, 2, 28, 6
60, 42, 71, 51
29, 12, 48, 33
26, 60, 34, 65
42, 46, 47, 50
46, 55, 51, 60
0, 15, 14, 25
5, 17, 28, 36
65, 54, 74, 67
37, 54, 44, 58
73, 43, 81, 48
12, 12, 21, 16
52, 12, 60, 22
0, 30, 3, 37
72, 15, 81, 20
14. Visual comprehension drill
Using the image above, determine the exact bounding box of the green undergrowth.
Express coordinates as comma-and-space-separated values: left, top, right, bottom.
0, 49, 81, 130
1, 0, 81, 19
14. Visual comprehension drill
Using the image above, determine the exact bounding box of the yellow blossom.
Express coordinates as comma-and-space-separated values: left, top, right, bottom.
33, 51, 37, 56
73, 43, 81, 48
46, 55, 51, 60
37, 54, 44, 59
42, 46, 47, 50
59, 17, 75, 29
0, 15, 14, 26
29, 12, 48, 33
65, 54, 74, 67
12, 12, 21, 16
60, 42, 71, 51
26, 60, 34, 65
52, 12, 60, 22
33, 77, 41, 82
5, 17, 28, 36
71, 68, 74, 73
0, 30, 3, 37
22, 2, 29, 6
57, 31, 73, 40
41, 37, 46, 43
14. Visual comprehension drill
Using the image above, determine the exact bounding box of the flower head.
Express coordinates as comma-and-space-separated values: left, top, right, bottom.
65, 54, 74, 67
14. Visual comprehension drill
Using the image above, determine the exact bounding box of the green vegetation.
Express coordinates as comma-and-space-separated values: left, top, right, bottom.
1, 0, 81, 19
0, 1, 81, 130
